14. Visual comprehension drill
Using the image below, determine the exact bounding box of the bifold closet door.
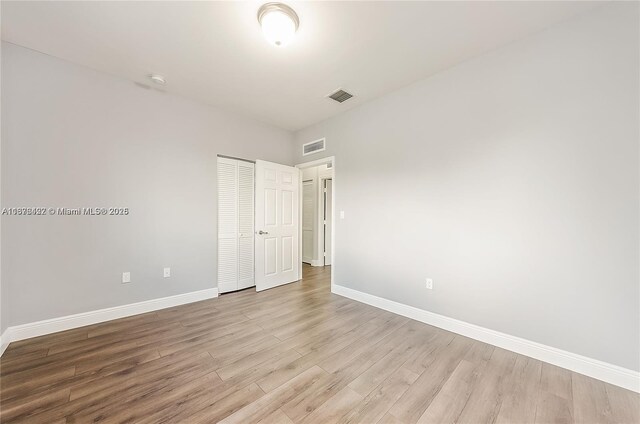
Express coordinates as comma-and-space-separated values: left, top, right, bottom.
237, 161, 255, 290
217, 157, 255, 294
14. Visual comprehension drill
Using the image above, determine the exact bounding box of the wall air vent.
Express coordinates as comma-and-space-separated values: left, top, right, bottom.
302, 138, 326, 156
327, 89, 353, 103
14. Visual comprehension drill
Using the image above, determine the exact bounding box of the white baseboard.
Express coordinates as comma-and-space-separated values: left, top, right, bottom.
332, 284, 639, 393
0, 329, 9, 356
0, 288, 218, 355
311, 260, 324, 267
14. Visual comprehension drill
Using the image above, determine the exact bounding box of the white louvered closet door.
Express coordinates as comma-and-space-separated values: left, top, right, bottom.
217, 157, 255, 294
237, 161, 255, 290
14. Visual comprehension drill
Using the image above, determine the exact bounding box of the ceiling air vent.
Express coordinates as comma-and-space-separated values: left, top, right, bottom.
302, 138, 326, 156
327, 89, 353, 103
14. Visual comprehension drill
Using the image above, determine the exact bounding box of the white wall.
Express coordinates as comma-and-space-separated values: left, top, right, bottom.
294, 3, 639, 371
0, 38, 4, 338
1, 43, 294, 327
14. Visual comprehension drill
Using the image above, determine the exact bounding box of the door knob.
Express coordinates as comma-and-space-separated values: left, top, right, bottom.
258, 230, 269, 235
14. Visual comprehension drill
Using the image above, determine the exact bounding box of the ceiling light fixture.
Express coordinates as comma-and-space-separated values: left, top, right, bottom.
148, 74, 166, 85
257, 3, 299, 47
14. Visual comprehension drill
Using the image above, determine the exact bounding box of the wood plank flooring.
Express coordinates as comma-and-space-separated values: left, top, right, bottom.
1, 265, 638, 423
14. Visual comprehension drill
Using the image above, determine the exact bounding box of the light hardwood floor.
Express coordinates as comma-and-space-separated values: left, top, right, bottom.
1, 265, 638, 423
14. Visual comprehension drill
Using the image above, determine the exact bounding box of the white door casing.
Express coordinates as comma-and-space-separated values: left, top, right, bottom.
255, 160, 300, 291
324, 178, 333, 266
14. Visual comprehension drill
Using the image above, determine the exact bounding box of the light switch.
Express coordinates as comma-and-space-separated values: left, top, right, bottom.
340, 211, 345, 219
164, 267, 171, 278
122, 272, 131, 283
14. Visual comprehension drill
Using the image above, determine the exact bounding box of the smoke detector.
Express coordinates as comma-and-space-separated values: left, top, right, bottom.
148, 74, 166, 85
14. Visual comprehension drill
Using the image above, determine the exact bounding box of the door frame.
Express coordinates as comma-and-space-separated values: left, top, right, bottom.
295, 156, 335, 289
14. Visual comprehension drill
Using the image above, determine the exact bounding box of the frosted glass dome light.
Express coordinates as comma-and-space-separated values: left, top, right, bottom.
258, 3, 299, 47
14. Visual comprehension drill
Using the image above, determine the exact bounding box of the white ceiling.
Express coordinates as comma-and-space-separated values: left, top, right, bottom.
2, 1, 604, 131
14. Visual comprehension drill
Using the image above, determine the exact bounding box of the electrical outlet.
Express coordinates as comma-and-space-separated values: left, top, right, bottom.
426, 278, 433, 290
122, 272, 131, 284
164, 267, 171, 278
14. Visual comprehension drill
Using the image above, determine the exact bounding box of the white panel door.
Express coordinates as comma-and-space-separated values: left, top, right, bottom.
302, 180, 314, 264
217, 157, 239, 294
255, 160, 300, 291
